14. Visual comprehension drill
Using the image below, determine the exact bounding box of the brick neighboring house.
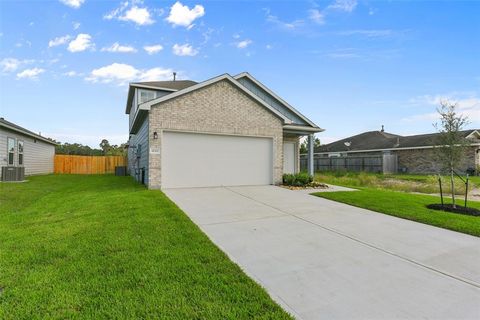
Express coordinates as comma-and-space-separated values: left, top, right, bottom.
125, 72, 323, 189
314, 129, 480, 174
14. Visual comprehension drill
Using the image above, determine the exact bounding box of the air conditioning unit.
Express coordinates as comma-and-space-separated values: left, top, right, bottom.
1, 167, 25, 182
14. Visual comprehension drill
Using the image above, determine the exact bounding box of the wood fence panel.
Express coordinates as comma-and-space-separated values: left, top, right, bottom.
54, 155, 127, 174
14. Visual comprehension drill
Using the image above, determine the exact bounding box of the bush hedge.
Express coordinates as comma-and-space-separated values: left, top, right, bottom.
282, 172, 313, 186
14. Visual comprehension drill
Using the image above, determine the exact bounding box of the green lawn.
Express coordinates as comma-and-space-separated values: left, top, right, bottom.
314, 188, 480, 237
0, 175, 291, 319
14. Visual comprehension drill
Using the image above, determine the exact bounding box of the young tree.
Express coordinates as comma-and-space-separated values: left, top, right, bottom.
434, 101, 469, 208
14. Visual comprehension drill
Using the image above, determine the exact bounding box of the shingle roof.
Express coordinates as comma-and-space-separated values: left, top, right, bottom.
131, 80, 198, 91
0, 117, 58, 145
317, 129, 479, 153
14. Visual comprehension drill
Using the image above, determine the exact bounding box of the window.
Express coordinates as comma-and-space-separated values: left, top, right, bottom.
7, 137, 15, 165
138, 89, 157, 103
18, 140, 24, 165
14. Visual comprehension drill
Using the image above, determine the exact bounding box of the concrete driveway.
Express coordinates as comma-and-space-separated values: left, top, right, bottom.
164, 186, 480, 319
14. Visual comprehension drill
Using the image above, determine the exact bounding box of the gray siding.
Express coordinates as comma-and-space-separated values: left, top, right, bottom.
237, 77, 308, 125
129, 88, 172, 133
0, 127, 55, 176
128, 115, 149, 184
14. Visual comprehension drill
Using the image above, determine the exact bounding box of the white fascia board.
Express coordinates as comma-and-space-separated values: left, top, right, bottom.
466, 130, 480, 139
234, 72, 321, 129
140, 73, 293, 124
283, 124, 325, 133
130, 83, 178, 92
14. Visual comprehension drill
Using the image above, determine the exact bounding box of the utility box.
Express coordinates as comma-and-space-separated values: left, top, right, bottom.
115, 166, 127, 176
1, 167, 25, 182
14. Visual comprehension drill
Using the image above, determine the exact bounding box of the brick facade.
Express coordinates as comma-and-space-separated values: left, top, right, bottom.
396, 147, 479, 174
147, 79, 285, 189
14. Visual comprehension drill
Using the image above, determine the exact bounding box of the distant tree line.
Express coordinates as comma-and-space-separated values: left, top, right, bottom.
55, 139, 127, 156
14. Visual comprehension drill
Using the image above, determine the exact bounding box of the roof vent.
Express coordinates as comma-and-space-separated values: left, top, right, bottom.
173, 72, 177, 81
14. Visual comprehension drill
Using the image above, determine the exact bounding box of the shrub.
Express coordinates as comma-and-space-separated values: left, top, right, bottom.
283, 172, 313, 186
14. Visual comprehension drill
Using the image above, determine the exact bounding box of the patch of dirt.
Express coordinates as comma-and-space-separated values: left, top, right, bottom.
426, 204, 480, 217
282, 182, 329, 190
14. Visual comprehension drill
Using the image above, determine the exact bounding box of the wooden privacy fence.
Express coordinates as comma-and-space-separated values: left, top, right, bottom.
300, 154, 398, 174
54, 155, 127, 174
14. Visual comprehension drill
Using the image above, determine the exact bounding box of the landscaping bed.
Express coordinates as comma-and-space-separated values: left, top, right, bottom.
0, 175, 291, 319
314, 188, 480, 237
426, 204, 480, 217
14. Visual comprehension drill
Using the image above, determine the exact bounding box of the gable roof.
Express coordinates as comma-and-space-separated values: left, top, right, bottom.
139, 73, 295, 124
0, 118, 58, 145
234, 72, 320, 128
129, 72, 322, 132
317, 129, 480, 153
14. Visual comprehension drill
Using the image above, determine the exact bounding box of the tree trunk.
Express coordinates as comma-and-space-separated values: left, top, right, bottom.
450, 168, 456, 208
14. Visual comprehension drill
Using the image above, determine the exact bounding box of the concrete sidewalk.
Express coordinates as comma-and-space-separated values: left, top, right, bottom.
164, 186, 480, 319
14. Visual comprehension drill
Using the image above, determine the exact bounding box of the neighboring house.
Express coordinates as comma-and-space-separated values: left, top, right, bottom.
0, 118, 57, 178
125, 72, 323, 189
313, 128, 480, 174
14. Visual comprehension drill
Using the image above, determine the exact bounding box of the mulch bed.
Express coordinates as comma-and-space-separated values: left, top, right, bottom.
426, 204, 480, 217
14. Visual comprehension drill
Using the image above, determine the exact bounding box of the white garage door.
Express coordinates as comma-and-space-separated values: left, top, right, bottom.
162, 131, 273, 188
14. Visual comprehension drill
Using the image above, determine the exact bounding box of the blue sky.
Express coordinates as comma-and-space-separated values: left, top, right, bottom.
1, 0, 479, 147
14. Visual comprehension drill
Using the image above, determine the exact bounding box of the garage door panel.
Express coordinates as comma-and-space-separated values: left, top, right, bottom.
162, 132, 273, 188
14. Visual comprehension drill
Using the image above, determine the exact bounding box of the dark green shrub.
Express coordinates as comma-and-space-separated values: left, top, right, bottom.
282, 172, 313, 186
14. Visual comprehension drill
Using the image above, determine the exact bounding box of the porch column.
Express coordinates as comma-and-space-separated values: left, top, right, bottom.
308, 134, 314, 176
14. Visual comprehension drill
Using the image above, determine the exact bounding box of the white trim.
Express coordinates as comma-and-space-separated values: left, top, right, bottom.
301, 143, 480, 156
465, 130, 480, 139
283, 124, 324, 133
140, 73, 293, 124
130, 83, 178, 92
234, 72, 321, 129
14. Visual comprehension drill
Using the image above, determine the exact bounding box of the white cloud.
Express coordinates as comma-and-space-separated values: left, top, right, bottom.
101, 42, 137, 53
16, 67, 45, 79
172, 43, 198, 56
85, 63, 173, 85
68, 34, 94, 52
1, 58, 21, 72
403, 94, 480, 123
120, 6, 154, 25
166, 1, 205, 28
63, 71, 77, 77
73, 22, 81, 30
138, 67, 173, 82
327, 0, 358, 12
337, 29, 393, 37
265, 9, 304, 31
143, 44, 163, 55
1, 58, 35, 72
105, 2, 154, 26
59, 0, 85, 9
236, 39, 252, 49
48, 35, 71, 48
266, 44, 273, 50
308, 9, 325, 24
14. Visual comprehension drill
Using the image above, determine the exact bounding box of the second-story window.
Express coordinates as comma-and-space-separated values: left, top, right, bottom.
139, 89, 156, 103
